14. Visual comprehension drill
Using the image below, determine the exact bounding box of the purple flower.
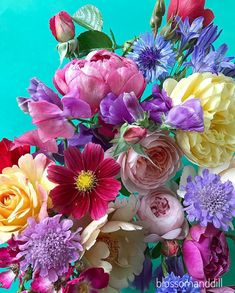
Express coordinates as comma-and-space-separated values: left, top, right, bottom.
131, 257, 153, 292
141, 85, 172, 123
196, 23, 221, 51
184, 169, 235, 231
177, 17, 204, 50
17, 78, 62, 113
16, 215, 83, 282
128, 33, 176, 82
165, 98, 204, 132
100, 92, 144, 125
154, 256, 185, 281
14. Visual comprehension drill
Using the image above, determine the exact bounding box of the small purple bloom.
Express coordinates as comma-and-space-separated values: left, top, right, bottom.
184, 169, 235, 231
141, 85, 172, 123
16, 215, 83, 282
177, 17, 204, 50
165, 98, 204, 132
17, 78, 62, 113
154, 256, 185, 281
128, 33, 176, 82
196, 23, 221, 51
100, 92, 143, 125
131, 257, 152, 292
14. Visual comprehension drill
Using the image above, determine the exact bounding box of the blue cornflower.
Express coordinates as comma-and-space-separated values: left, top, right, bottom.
196, 23, 221, 51
184, 169, 235, 231
186, 44, 235, 75
156, 272, 200, 293
128, 33, 176, 82
177, 17, 204, 50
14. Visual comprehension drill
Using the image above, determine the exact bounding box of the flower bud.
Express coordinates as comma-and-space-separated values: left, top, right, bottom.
50, 11, 75, 42
123, 126, 147, 144
161, 240, 179, 257
150, 0, 166, 35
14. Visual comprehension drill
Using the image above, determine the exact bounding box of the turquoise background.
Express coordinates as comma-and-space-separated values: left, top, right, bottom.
0, 0, 235, 292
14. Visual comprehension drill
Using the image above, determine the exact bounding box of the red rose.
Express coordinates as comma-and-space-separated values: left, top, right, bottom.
167, 0, 214, 26
0, 138, 29, 172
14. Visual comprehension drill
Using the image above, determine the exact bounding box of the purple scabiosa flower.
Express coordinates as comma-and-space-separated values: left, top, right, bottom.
156, 272, 200, 293
141, 84, 172, 123
165, 98, 204, 132
128, 33, 176, 82
186, 44, 235, 75
100, 92, 144, 125
177, 17, 204, 50
16, 215, 83, 282
17, 78, 62, 113
184, 169, 235, 231
196, 23, 221, 51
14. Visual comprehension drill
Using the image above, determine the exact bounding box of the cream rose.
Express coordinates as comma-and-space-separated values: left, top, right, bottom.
164, 73, 235, 167
0, 154, 54, 243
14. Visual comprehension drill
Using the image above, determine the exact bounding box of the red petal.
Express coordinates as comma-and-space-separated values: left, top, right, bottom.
96, 178, 121, 201
96, 158, 120, 178
90, 192, 108, 220
50, 185, 78, 208
82, 143, 104, 171
47, 165, 76, 184
71, 195, 90, 219
202, 9, 214, 26
64, 147, 83, 173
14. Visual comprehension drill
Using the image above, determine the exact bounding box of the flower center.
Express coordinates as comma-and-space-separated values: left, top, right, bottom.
76, 171, 96, 192
151, 196, 170, 217
99, 235, 120, 263
77, 282, 89, 293
139, 47, 161, 70
0, 193, 14, 206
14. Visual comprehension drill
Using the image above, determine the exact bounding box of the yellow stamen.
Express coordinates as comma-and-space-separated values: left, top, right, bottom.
76, 170, 96, 192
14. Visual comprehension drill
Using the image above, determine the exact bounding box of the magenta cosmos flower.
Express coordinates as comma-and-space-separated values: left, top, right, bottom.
48, 143, 121, 220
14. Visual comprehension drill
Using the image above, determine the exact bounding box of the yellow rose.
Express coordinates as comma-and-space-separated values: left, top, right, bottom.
0, 153, 54, 243
164, 73, 235, 167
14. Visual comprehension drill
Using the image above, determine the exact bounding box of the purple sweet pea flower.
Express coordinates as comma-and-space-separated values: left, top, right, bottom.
100, 92, 144, 125
165, 98, 204, 132
154, 256, 185, 281
141, 85, 173, 123
17, 78, 62, 113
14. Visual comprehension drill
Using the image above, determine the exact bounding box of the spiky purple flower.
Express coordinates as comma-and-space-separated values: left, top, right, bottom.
184, 169, 235, 231
17, 215, 83, 282
128, 33, 176, 82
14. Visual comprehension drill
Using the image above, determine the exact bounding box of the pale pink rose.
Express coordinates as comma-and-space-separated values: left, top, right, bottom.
53, 50, 146, 115
117, 131, 182, 194
138, 187, 188, 242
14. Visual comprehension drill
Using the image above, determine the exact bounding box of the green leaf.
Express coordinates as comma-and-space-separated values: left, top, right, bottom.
73, 5, 103, 31
151, 242, 162, 259
119, 182, 131, 197
57, 39, 78, 64
77, 30, 113, 56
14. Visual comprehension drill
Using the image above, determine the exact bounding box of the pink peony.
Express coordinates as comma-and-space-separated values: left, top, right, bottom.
182, 224, 230, 283
138, 187, 188, 242
53, 50, 146, 115
117, 131, 182, 194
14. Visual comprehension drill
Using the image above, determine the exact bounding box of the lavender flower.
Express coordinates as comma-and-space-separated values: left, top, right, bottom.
17, 78, 62, 113
156, 272, 200, 293
184, 169, 235, 231
100, 92, 144, 125
17, 215, 83, 282
128, 33, 176, 82
177, 17, 204, 50
165, 99, 204, 132
141, 84, 172, 123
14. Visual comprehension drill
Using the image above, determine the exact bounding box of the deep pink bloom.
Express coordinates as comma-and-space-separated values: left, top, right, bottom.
123, 126, 147, 144
63, 268, 109, 293
182, 224, 230, 284
49, 11, 75, 42
53, 50, 146, 115
48, 143, 121, 220
31, 276, 54, 293
0, 270, 15, 289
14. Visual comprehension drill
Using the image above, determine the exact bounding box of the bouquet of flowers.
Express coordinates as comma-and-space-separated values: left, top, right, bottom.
1, 0, 235, 292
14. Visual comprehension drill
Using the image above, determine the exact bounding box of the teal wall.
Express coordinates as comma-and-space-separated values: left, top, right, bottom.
0, 0, 235, 292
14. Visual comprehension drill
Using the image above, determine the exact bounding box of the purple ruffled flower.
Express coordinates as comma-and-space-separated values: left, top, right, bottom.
165, 98, 204, 132
16, 215, 83, 282
184, 169, 235, 231
142, 85, 172, 123
100, 92, 144, 125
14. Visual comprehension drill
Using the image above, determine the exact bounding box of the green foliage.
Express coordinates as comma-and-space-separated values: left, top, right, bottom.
73, 5, 103, 31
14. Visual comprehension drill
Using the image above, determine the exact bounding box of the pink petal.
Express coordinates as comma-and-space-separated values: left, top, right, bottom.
90, 192, 108, 220
0, 270, 15, 289
81, 267, 109, 289
31, 276, 54, 293
96, 158, 120, 178
64, 147, 83, 173
72, 195, 90, 219
47, 165, 76, 184
96, 178, 121, 201
50, 185, 78, 208
82, 143, 104, 171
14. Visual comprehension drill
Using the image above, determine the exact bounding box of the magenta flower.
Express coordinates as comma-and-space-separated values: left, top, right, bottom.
47, 143, 121, 220
63, 267, 109, 293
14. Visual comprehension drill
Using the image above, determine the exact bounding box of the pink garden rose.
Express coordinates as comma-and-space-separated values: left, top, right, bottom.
182, 224, 230, 284
117, 131, 182, 194
138, 187, 188, 242
53, 50, 146, 115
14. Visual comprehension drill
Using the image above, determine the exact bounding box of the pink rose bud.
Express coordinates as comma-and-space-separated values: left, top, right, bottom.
161, 240, 179, 257
123, 126, 147, 144
49, 11, 75, 42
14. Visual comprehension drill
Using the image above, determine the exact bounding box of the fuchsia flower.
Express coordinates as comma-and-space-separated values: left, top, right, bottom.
63, 268, 109, 293
53, 50, 146, 115
48, 143, 121, 220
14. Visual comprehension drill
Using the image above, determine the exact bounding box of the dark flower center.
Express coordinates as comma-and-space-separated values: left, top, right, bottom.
151, 196, 170, 217
139, 47, 161, 70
